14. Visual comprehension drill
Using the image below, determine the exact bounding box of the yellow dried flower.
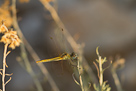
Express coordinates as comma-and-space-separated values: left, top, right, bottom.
9, 42, 15, 49
1, 29, 21, 49
0, 24, 8, 33
1, 36, 11, 44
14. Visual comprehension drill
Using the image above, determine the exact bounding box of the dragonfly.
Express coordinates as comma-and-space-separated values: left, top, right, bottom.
36, 29, 78, 65
36, 52, 78, 63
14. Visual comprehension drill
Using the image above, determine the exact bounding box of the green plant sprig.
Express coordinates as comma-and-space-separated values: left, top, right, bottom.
93, 47, 112, 91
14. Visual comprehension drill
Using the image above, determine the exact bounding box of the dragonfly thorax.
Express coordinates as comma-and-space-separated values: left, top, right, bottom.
60, 52, 78, 60
60, 53, 71, 60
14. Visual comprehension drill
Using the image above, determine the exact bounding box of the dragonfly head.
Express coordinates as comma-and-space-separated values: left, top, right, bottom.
70, 52, 78, 60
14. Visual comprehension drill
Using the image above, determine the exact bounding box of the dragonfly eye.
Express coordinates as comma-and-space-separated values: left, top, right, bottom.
70, 52, 78, 60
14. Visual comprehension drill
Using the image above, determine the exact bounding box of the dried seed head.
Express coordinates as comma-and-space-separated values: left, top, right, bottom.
0, 24, 8, 33
0, 28, 21, 49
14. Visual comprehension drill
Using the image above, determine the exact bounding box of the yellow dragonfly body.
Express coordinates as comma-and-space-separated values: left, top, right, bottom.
36, 52, 78, 63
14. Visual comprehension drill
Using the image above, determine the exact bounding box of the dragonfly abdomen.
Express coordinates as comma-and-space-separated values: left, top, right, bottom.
36, 57, 63, 63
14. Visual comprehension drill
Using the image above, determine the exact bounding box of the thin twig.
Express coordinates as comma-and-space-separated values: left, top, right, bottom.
72, 73, 80, 86
39, 0, 98, 84
12, 0, 43, 91
99, 56, 103, 88
5, 73, 13, 76
0, 69, 3, 75
93, 61, 100, 79
77, 45, 85, 91
12, 0, 59, 91
111, 69, 123, 91
5, 77, 12, 86
2, 44, 8, 91
0, 72, 2, 75
6, 51, 11, 57
111, 60, 123, 91
4, 51, 11, 68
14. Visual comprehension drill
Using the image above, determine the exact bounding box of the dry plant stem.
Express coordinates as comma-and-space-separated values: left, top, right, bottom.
93, 61, 100, 79
23, 39, 60, 91
39, 0, 98, 84
5, 77, 11, 86
2, 44, 8, 91
21, 44, 43, 91
12, 0, 43, 91
111, 69, 123, 91
77, 45, 85, 91
12, 0, 59, 91
99, 56, 103, 88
